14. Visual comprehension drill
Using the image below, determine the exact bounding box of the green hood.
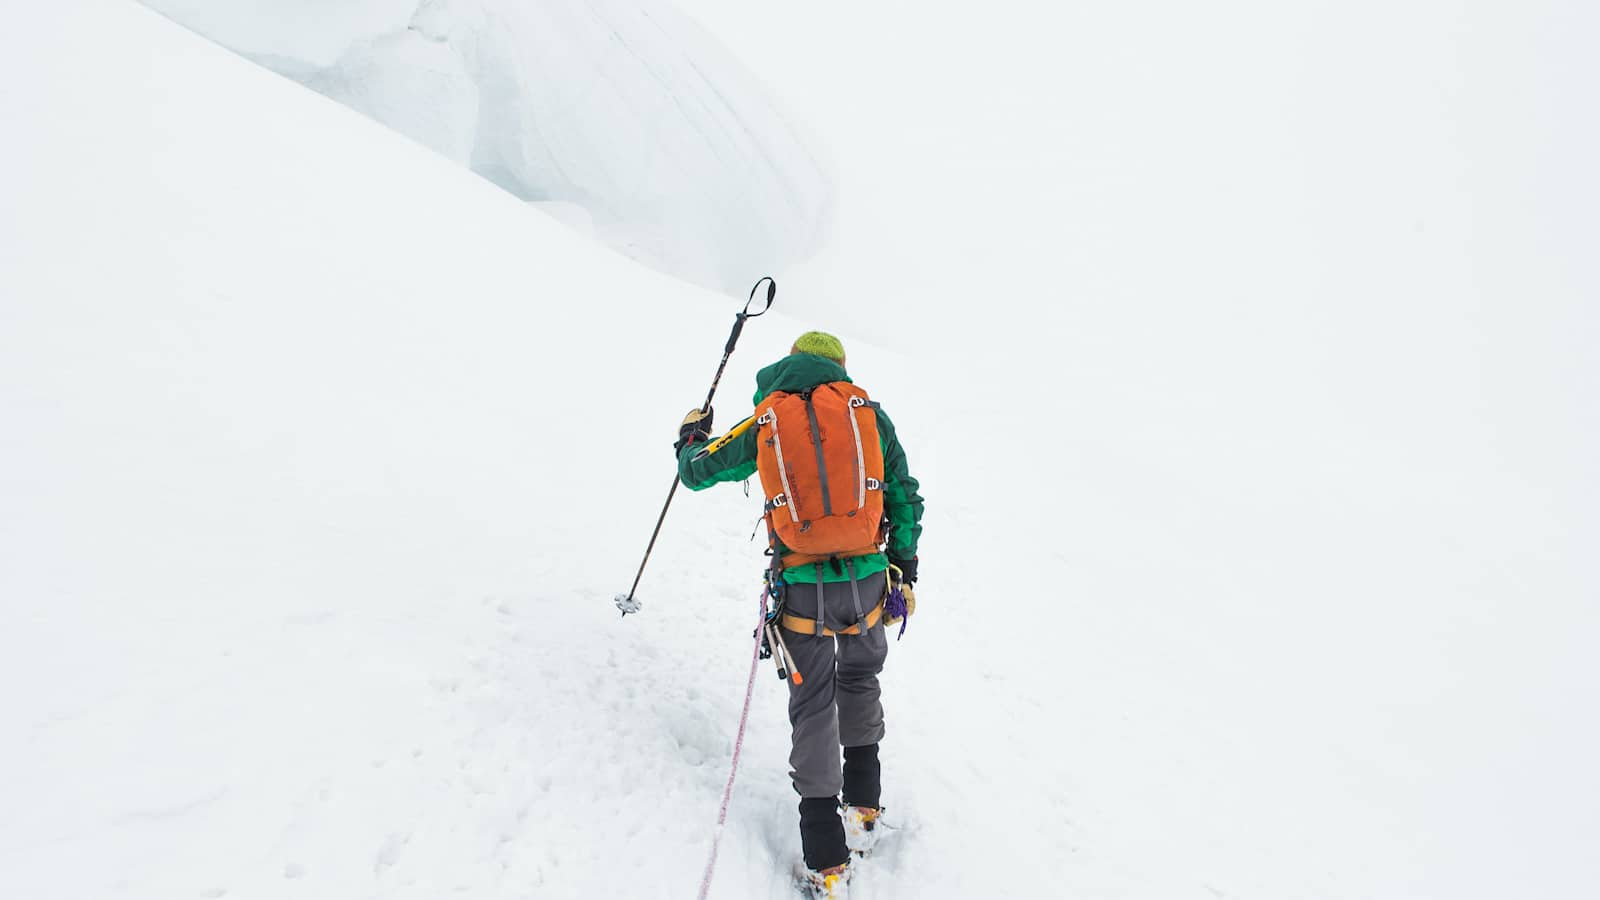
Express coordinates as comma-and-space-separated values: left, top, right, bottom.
753, 354, 852, 405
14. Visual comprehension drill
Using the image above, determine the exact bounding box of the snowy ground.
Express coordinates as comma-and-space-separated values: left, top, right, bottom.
3, 2, 1598, 899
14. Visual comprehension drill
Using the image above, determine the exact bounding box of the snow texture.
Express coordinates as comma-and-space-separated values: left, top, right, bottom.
141, 0, 832, 296
4, 1, 1598, 899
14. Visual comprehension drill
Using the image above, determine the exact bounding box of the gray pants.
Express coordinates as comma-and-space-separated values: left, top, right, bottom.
781, 569, 889, 798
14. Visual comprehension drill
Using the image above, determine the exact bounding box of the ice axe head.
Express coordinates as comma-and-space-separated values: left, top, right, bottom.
614, 591, 642, 616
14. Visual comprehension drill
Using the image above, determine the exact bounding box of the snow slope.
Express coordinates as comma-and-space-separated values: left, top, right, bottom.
4, 2, 1598, 900
665, 6, 1600, 893
140, 0, 831, 296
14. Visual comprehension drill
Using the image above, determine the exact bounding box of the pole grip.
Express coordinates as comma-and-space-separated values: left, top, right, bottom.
724, 276, 774, 353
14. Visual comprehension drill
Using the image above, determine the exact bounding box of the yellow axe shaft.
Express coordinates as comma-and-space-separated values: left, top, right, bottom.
692, 415, 756, 460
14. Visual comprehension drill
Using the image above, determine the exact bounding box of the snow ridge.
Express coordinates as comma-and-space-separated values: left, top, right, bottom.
142, 0, 833, 295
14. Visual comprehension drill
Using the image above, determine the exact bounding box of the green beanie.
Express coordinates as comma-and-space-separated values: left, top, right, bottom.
792, 331, 846, 364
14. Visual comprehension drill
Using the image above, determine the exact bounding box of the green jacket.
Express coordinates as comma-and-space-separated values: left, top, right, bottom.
677, 353, 924, 584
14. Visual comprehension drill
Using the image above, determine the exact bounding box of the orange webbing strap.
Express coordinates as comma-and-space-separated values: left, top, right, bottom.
780, 599, 885, 637
780, 546, 883, 569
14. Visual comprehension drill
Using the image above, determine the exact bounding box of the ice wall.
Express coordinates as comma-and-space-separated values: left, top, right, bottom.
142, 0, 832, 295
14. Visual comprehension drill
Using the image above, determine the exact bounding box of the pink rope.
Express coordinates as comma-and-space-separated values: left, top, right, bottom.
697, 590, 770, 900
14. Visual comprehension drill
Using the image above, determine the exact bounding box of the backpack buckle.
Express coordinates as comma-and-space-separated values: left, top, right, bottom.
765, 493, 789, 512
865, 478, 882, 491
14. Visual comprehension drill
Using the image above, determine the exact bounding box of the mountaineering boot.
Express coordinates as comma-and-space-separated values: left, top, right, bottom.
797, 795, 851, 899
800, 861, 852, 899
840, 743, 882, 853
842, 805, 881, 855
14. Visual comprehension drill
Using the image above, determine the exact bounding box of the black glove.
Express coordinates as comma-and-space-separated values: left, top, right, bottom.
674, 406, 714, 454
888, 556, 917, 585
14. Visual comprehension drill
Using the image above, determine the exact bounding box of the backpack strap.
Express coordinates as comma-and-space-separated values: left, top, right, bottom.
800, 390, 835, 517
816, 564, 829, 636
758, 402, 800, 525
844, 557, 868, 629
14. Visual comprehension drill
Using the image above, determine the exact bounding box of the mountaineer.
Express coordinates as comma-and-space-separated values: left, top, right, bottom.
674, 330, 924, 897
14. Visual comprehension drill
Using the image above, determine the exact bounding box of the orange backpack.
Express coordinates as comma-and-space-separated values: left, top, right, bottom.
754, 382, 886, 562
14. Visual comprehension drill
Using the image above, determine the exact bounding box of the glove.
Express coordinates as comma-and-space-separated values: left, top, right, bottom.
884, 559, 917, 629
888, 556, 917, 585
885, 583, 916, 624
674, 406, 714, 454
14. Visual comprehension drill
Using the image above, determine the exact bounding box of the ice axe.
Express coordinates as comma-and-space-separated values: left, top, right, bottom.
615, 277, 777, 616
691, 413, 756, 461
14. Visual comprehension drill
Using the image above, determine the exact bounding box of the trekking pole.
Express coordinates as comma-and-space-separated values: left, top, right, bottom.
615, 277, 777, 617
